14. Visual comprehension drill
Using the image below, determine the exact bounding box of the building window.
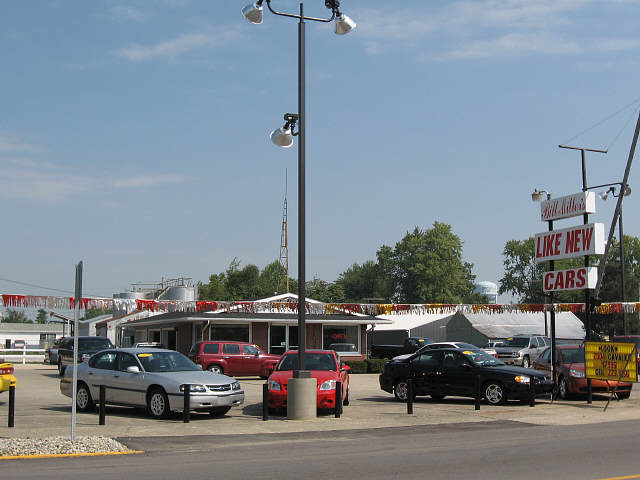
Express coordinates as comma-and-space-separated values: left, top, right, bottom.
323, 325, 360, 355
209, 324, 249, 342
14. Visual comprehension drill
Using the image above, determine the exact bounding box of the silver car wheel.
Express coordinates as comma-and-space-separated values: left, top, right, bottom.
208, 365, 223, 374
76, 383, 93, 412
148, 389, 169, 418
484, 382, 505, 405
394, 380, 409, 402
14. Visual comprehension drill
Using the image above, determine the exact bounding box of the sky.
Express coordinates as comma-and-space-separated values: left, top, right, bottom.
2, 0, 640, 311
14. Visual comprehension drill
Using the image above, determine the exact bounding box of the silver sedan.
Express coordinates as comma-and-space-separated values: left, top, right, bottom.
60, 348, 244, 418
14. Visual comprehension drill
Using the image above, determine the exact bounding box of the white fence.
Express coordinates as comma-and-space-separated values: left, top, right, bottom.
0, 347, 46, 364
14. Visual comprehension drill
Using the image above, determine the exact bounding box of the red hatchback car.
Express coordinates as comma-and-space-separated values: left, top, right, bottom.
188, 341, 280, 379
532, 345, 633, 400
267, 350, 350, 412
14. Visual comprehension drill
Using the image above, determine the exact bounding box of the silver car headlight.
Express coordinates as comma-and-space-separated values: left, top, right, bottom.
180, 384, 206, 393
570, 369, 585, 378
319, 379, 336, 390
231, 381, 241, 391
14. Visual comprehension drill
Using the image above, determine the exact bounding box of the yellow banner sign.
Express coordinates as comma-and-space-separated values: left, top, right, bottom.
585, 341, 637, 382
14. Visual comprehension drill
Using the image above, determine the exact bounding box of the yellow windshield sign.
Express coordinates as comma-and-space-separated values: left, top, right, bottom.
137, 353, 152, 357
585, 341, 637, 382
462, 351, 473, 355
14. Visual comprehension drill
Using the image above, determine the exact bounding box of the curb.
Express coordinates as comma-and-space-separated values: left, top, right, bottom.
0, 450, 144, 461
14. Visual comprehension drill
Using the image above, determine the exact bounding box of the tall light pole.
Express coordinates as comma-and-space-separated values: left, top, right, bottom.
558, 144, 607, 404
243, 0, 355, 418
532, 188, 556, 395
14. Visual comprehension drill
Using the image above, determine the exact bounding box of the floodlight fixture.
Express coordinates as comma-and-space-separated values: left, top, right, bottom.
242, 1, 264, 24
270, 113, 299, 148
531, 188, 551, 202
334, 13, 356, 34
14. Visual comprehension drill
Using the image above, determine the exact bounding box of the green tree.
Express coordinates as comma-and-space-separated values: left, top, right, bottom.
380, 222, 477, 303
80, 308, 112, 321
337, 260, 391, 303
258, 261, 289, 296
35, 308, 48, 324
3, 309, 31, 323
306, 278, 344, 303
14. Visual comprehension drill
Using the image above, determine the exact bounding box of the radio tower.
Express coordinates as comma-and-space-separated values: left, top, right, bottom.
278, 170, 290, 293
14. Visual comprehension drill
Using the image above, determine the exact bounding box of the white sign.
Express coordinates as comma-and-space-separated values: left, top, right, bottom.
543, 267, 597, 292
540, 192, 596, 222
535, 223, 605, 263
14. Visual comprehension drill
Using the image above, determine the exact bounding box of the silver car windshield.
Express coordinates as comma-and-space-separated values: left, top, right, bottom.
136, 351, 201, 372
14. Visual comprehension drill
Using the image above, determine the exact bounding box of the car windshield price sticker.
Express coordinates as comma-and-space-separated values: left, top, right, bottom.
585, 342, 638, 383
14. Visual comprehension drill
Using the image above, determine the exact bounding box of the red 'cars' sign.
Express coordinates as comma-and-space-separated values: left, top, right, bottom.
543, 267, 597, 292
534, 223, 604, 263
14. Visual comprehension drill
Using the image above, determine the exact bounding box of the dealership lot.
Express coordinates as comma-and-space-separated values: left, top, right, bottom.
1, 364, 640, 440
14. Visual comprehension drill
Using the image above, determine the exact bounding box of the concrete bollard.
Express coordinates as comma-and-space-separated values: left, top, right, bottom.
287, 372, 316, 420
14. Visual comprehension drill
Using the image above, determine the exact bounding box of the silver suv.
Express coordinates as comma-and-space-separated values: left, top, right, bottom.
493, 335, 549, 368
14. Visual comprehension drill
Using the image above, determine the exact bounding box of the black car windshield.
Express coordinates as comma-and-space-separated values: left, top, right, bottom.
501, 337, 529, 347
463, 350, 504, 367
560, 348, 585, 364
137, 351, 201, 372
78, 338, 113, 350
277, 353, 336, 371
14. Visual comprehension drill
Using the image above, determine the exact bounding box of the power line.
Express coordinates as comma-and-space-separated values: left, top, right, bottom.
563, 96, 640, 146
0, 277, 107, 298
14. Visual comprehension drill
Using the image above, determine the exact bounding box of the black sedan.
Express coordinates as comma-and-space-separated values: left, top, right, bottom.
379, 347, 554, 405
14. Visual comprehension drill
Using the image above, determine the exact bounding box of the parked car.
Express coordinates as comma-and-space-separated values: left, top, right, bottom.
379, 347, 554, 405
494, 335, 550, 368
370, 337, 435, 359
60, 347, 244, 418
484, 340, 504, 348
13, 340, 26, 349
57, 336, 115, 376
134, 342, 165, 349
45, 337, 66, 365
0, 362, 17, 393
267, 350, 350, 412
532, 345, 633, 400
392, 341, 486, 361
188, 341, 280, 378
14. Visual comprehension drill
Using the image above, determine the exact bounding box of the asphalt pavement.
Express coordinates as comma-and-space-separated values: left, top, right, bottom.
2, 364, 640, 440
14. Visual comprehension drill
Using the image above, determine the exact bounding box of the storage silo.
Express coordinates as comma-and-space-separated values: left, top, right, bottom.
474, 281, 498, 304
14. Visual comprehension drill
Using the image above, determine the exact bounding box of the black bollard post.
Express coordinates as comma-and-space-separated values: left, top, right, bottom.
183, 385, 190, 423
407, 379, 413, 415
99, 385, 106, 425
262, 383, 269, 421
475, 375, 481, 411
8, 385, 15, 428
529, 377, 535, 407
335, 381, 342, 418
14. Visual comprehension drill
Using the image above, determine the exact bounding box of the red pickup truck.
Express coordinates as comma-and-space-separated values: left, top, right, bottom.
188, 341, 281, 378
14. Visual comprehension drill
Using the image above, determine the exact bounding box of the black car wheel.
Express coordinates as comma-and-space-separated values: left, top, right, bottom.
147, 388, 170, 419
522, 356, 530, 369
76, 382, 94, 412
483, 381, 507, 405
209, 406, 231, 417
58, 360, 65, 377
616, 391, 631, 399
394, 379, 411, 402
558, 377, 570, 400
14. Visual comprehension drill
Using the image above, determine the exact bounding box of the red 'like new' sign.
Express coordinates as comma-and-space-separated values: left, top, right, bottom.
534, 223, 604, 263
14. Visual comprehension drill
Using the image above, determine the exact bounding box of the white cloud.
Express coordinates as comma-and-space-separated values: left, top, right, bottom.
115, 29, 240, 61
0, 133, 41, 153
110, 6, 146, 23
0, 156, 187, 202
446, 32, 582, 59
112, 173, 186, 188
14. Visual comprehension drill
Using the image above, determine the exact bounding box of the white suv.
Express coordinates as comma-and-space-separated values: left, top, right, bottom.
493, 335, 550, 368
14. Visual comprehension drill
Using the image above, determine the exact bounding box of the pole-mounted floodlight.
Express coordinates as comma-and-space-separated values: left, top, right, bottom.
531, 188, 551, 202
243, 0, 356, 35
270, 113, 299, 148
242, 1, 263, 24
